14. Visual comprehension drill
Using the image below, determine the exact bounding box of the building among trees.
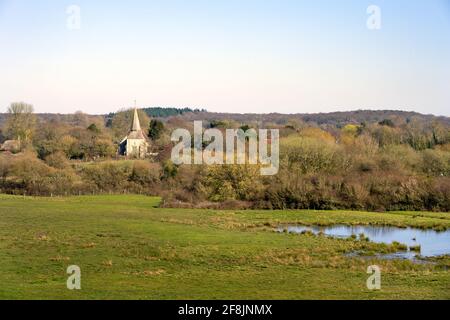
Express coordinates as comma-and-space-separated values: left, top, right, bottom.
118, 108, 150, 158
0, 140, 20, 154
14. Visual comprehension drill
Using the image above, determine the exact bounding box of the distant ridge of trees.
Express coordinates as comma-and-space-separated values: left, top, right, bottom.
180, 110, 450, 127
142, 107, 206, 118
106, 106, 206, 121
103, 107, 206, 128
0, 109, 448, 127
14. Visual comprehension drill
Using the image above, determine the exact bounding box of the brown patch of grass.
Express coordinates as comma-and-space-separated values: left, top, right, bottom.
159, 218, 196, 226
141, 269, 165, 276
36, 233, 51, 241
124, 269, 166, 277
102, 260, 113, 267
49, 256, 70, 262
81, 242, 96, 248
143, 256, 160, 261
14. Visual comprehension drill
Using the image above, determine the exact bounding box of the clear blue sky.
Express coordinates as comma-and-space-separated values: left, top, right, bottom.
0, 0, 449, 115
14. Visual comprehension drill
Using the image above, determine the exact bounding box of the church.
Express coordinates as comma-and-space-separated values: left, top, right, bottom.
118, 108, 150, 158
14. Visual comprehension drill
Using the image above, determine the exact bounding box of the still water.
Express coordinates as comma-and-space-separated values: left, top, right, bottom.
279, 225, 450, 258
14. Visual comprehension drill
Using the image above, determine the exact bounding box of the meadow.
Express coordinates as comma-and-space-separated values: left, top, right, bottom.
0, 194, 449, 300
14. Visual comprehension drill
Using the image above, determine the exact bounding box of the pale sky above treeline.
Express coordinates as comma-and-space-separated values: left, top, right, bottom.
0, 0, 449, 116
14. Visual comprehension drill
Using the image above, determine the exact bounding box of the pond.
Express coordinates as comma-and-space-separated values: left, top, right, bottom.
278, 225, 450, 258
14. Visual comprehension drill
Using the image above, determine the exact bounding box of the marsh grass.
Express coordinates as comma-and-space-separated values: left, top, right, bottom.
391, 241, 409, 251
358, 233, 370, 242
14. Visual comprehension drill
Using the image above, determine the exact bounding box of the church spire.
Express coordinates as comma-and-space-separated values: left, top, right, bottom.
131, 105, 142, 132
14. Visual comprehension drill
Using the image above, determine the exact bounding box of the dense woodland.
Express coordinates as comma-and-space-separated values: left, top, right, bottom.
1, 102, 450, 212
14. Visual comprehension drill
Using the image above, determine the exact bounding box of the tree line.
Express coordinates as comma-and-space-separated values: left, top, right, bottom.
1, 102, 449, 212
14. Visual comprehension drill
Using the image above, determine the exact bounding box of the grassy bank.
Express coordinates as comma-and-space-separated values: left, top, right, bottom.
0, 195, 448, 300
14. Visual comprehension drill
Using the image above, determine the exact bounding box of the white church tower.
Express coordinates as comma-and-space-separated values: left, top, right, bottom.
118, 107, 150, 158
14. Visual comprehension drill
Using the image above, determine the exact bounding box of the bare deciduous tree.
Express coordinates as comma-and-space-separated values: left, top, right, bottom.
5, 102, 36, 142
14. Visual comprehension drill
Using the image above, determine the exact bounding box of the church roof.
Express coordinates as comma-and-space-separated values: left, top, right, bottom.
131, 108, 142, 131
127, 130, 147, 140
121, 108, 150, 142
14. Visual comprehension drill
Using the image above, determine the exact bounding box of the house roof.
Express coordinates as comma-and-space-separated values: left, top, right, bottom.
0, 140, 20, 152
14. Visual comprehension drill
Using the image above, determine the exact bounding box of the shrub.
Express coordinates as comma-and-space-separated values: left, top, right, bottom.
0, 154, 11, 182
280, 136, 346, 175
11, 153, 53, 191
130, 161, 161, 186
45, 152, 69, 169
80, 162, 131, 191
421, 149, 449, 176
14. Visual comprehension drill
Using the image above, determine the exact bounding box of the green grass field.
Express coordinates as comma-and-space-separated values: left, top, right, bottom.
0, 194, 449, 300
